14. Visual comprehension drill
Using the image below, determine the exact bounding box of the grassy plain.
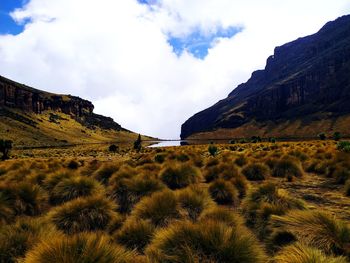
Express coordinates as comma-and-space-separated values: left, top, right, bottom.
0, 140, 349, 262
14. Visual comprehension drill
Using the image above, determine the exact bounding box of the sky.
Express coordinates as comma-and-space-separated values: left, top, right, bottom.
0, 0, 349, 139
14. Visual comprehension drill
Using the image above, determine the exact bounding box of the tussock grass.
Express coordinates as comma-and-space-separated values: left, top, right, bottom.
23, 233, 138, 263
203, 163, 239, 183
0, 218, 57, 263
50, 176, 104, 204
115, 218, 155, 252
49, 196, 119, 234
93, 163, 121, 185
160, 163, 202, 190
176, 185, 214, 221
272, 158, 304, 179
199, 206, 244, 227
274, 243, 348, 263
209, 179, 239, 206
146, 220, 266, 263
271, 210, 350, 256
132, 190, 182, 227
242, 163, 270, 181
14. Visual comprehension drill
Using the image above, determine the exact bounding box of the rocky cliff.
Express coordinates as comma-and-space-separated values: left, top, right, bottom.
181, 15, 350, 139
0, 75, 123, 131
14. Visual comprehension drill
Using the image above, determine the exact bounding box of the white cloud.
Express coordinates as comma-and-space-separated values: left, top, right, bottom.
0, 0, 349, 138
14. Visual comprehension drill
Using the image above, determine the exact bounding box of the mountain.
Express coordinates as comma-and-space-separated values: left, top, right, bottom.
181, 15, 350, 140
0, 75, 139, 147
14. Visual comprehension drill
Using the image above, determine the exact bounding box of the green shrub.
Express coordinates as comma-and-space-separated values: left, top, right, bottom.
0, 218, 57, 263
272, 159, 303, 178
154, 153, 166, 164
272, 210, 350, 256
115, 219, 155, 252
274, 243, 348, 263
334, 132, 342, 141
176, 185, 214, 221
50, 176, 104, 204
23, 233, 138, 263
209, 179, 239, 206
109, 144, 119, 152
49, 196, 119, 234
208, 144, 218, 156
337, 141, 350, 153
160, 163, 201, 190
242, 163, 270, 181
146, 220, 266, 263
132, 190, 181, 227
344, 180, 350, 196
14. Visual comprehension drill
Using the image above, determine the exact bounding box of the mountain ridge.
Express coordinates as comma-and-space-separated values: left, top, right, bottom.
181, 15, 350, 139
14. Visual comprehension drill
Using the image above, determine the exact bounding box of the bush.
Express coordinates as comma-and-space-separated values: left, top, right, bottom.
50, 176, 104, 204
160, 163, 201, 190
208, 144, 218, 156
23, 233, 137, 263
0, 139, 12, 160
0, 218, 57, 263
209, 179, 239, 206
134, 134, 142, 151
49, 196, 119, 234
176, 185, 214, 221
271, 210, 350, 256
272, 159, 303, 179
109, 144, 119, 152
344, 180, 350, 196
242, 163, 270, 181
146, 220, 266, 263
67, 159, 79, 169
334, 132, 342, 141
274, 243, 348, 263
115, 219, 155, 252
132, 190, 181, 227
337, 141, 350, 153
318, 133, 327, 140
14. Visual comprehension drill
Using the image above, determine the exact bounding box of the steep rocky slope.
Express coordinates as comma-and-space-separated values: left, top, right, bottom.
181, 15, 350, 139
0, 75, 138, 147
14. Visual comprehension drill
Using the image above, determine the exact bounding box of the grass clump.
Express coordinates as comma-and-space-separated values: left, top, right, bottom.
209, 179, 239, 206
49, 196, 119, 234
50, 176, 104, 204
271, 210, 350, 256
199, 206, 243, 227
115, 218, 155, 253
132, 190, 181, 227
93, 163, 121, 185
274, 243, 348, 263
0, 218, 57, 263
23, 233, 137, 263
242, 163, 270, 181
272, 159, 304, 179
243, 183, 305, 237
176, 185, 214, 221
160, 163, 201, 190
146, 220, 266, 263
344, 180, 350, 196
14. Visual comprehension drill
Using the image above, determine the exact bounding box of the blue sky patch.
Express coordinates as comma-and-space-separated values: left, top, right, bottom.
168, 26, 243, 59
0, 0, 28, 35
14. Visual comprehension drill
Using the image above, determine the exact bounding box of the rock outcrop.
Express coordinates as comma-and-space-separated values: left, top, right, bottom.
181, 15, 350, 139
0, 75, 123, 131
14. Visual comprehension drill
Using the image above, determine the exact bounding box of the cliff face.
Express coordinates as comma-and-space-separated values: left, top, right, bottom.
181, 15, 350, 139
0, 75, 123, 131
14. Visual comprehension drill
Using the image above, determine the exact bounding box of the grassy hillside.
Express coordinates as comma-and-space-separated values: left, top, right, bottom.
0, 109, 143, 147
0, 141, 349, 262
